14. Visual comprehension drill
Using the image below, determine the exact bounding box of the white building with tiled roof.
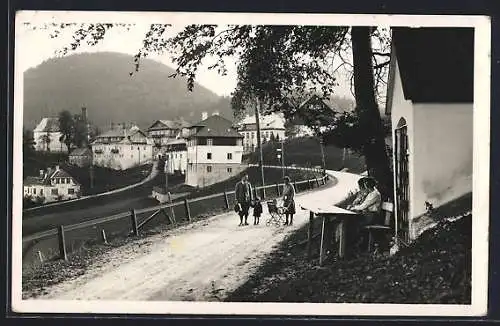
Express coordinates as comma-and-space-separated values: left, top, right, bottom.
91, 124, 153, 170
68, 147, 92, 167
185, 113, 245, 187
33, 117, 68, 153
163, 138, 187, 175
236, 113, 286, 153
23, 165, 81, 204
147, 119, 191, 158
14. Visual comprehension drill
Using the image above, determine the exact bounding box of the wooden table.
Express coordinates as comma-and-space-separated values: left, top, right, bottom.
300, 200, 360, 265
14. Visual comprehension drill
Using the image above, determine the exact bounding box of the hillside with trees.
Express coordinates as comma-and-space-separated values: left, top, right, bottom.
23, 52, 232, 130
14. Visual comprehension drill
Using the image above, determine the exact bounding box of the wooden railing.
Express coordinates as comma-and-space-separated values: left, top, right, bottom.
22, 166, 329, 267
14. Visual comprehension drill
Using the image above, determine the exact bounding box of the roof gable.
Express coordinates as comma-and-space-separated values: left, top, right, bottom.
392, 27, 474, 104
69, 148, 92, 156
34, 118, 61, 133
190, 115, 242, 138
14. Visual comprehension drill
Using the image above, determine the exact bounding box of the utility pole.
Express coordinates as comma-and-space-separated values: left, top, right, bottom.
164, 156, 169, 192
89, 164, 94, 189
319, 138, 326, 174
255, 98, 266, 198
276, 140, 285, 180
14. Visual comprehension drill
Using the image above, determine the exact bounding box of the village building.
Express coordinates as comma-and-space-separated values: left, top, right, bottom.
386, 27, 473, 241
147, 119, 191, 159
33, 117, 68, 153
23, 165, 81, 204
293, 95, 340, 137
237, 112, 286, 153
91, 124, 153, 170
185, 114, 245, 187
68, 147, 92, 167
163, 138, 188, 175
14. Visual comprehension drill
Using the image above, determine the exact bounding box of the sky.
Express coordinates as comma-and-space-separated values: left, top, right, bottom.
16, 22, 356, 99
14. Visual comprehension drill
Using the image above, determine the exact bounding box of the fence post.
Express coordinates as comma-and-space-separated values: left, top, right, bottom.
57, 225, 67, 261
276, 182, 280, 196
37, 250, 44, 263
294, 181, 298, 193
101, 229, 108, 244
316, 177, 320, 187
223, 190, 230, 209
184, 198, 191, 222
167, 192, 176, 222
130, 209, 139, 236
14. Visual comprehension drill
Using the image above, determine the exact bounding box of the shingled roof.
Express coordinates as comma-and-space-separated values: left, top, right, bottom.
69, 148, 92, 156
33, 118, 60, 133
391, 27, 474, 105
189, 115, 243, 138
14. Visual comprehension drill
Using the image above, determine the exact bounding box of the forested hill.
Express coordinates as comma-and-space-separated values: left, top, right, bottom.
23, 52, 232, 130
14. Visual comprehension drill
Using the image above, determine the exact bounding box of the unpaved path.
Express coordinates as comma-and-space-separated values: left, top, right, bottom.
36, 171, 360, 301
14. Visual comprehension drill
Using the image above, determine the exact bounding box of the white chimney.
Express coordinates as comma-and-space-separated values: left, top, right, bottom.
39, 170, 44, 178
202, 112, 208, 120
55, 165, 60, 171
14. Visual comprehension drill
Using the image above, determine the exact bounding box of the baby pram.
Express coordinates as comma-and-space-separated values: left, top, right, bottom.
266, 200, 288, 227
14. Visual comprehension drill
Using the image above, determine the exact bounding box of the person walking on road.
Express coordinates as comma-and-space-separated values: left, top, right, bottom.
235, 174, 253, 226
282, 176, 296, 226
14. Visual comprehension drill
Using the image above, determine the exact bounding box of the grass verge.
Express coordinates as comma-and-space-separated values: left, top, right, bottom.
226, 211, 471, 304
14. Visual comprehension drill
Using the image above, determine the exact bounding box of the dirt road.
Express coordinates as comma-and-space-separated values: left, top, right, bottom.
37, 171, 360, 301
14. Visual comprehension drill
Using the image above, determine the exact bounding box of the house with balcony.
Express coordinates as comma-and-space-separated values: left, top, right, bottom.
68, 147, 92, 167
23, 165, 81, 204
185, 114, 245, 187
33, 117, 68, 153
91, 124, 153, 170
386, 27, 474, 241
163, 138, 188, 175
147, 119, 190, 159
237, 112, 286, 153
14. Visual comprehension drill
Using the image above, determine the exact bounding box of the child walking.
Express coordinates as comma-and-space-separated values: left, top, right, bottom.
253, 197, 263, 225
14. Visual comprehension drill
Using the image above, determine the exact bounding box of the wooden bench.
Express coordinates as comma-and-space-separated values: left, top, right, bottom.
363, 201, 394, 252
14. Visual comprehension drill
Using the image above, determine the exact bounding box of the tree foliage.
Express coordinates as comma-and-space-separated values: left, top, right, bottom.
58, 110, 75, 151
33, 22, 393, 196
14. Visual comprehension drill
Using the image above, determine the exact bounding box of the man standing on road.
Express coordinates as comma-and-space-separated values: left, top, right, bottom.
235, 174, 253, 226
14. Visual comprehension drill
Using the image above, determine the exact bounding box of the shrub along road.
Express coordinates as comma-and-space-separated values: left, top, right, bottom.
30, 170, 360, 301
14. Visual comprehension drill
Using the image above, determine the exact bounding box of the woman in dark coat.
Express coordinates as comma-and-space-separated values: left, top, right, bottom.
282, 176, 296, 226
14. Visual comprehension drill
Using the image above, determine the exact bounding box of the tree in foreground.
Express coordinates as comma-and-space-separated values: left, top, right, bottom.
30, 22, 393, 198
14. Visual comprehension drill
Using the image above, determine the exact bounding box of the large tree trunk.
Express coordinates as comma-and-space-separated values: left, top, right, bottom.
351, 27, 393, 200
256, 98, 266, 198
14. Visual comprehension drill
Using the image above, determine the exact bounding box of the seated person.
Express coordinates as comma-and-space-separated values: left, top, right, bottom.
350, 177, 382, 250
347, 178, 369, 210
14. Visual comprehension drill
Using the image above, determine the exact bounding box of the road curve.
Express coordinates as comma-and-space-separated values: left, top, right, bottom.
34, 170, 361, 302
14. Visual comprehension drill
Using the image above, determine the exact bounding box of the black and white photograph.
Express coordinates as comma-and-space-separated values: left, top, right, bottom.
12, 11, 490, 316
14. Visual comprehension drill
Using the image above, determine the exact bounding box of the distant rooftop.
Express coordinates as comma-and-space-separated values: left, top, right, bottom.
33, 118, 60, 133
189, 114, 242, 138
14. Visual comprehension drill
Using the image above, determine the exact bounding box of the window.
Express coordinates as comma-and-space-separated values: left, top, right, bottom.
227, 153, 233, 160
207, 138, 213, 146
227, 167, 232, 173
55, 178, 60, 184
207, 153, 212, 160
207, 166, 212, 173
66, 178, 71, 184
62, 178, 66, 184
51, 188, 58, 195
33, 188, 37, 195
68, 188, 75, 194
40, 189, 43, 195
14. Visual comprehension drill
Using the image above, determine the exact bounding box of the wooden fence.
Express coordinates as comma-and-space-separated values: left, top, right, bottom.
22, 167, 328, 267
